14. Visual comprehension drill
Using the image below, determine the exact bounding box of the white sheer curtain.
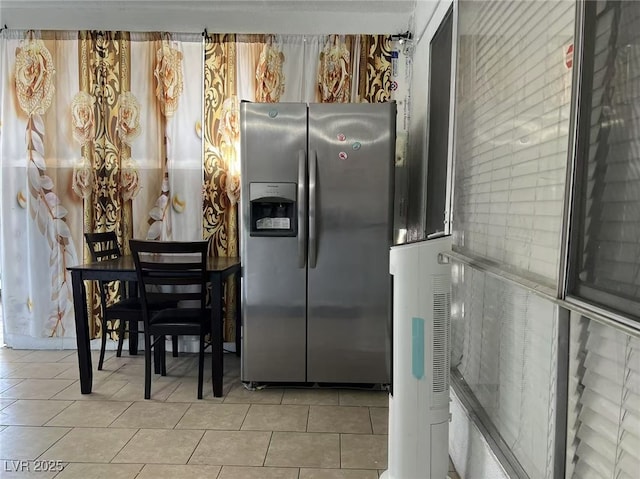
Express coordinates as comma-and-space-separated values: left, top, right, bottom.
132, 33, 203, 243
144, 34, 203, 242
129, 33, 165, 241
165, 36, 204, 241
235, 35, 262, 103
1, 30, 82, 348
235, 34, 367, 103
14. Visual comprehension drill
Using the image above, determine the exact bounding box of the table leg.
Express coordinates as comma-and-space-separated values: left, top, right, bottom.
211, 276, 224, 397
235, 271, 241, 357
126, 281, 139, 355
71, 270, 93, 394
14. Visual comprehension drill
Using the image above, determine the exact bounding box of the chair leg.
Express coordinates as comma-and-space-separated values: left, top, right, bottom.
116, 320, 126, 358
153, 335, 162, 374
144, 334, 152, 400
172, 335, 179, 357
198, 334, 205, 400
160, 338, 167, 376
98, 318, 108, 370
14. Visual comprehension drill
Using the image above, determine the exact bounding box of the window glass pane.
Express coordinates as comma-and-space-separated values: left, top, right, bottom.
425, 8, 453, 238
565, 313, 640, 478
453, 0, 575, 285
451, 263, 559, 478
571, 1, 640, 319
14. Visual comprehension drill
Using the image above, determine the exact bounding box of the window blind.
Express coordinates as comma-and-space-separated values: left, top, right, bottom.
567, 315, 640, 479
454, 0, 575, 285
451, 263, 558, 478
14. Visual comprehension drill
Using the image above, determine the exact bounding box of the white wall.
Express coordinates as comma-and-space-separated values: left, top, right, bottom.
0, 0, 414, 34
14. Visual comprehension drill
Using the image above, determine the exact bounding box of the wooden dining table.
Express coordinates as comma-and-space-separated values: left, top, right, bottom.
68, 255, 241, 397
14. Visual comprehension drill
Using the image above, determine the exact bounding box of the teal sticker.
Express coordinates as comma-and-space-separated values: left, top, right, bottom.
412, 317, 425, 380
352, 142, 361, 150
268, 109, 278, 118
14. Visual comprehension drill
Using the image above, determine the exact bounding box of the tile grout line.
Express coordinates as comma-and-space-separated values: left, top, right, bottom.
1, 351, 390, 475
263, 430, 274, 467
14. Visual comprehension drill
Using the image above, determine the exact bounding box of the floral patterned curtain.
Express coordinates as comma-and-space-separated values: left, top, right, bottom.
0, 30, 203, 347
234, 34, 392, 103
357, 35, 393, 103
74, 31, 136, 339
0, 30, 391, 348
203, 34, 240, 341
1, 30, 82, 348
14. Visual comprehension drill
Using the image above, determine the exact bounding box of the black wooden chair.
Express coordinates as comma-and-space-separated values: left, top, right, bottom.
84, 232, 178, 370
130, 239, 215, 399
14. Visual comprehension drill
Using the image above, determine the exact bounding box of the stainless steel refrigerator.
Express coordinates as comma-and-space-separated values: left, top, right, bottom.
240, 102, 395, 385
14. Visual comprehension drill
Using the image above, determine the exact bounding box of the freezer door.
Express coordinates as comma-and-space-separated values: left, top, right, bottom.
240, 102, 308, 382
307, 102, 395, 384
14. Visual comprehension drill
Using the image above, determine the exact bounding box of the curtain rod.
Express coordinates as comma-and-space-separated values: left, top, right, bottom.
391, 31, 412, 41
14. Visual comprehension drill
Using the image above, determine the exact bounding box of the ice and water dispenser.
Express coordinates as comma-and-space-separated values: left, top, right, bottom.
249, 183, 297, 237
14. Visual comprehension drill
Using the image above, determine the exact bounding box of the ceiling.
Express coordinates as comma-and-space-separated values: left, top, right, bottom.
0, 0, 417, 34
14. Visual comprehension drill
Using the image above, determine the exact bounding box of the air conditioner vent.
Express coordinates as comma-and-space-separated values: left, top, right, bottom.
432, 275, 451, 409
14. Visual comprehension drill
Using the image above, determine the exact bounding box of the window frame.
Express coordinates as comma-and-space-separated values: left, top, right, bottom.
562, 0, 640, 329
424, 5, 455, 239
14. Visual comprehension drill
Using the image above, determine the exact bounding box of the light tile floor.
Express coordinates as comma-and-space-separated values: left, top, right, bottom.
0, 345, 460, 479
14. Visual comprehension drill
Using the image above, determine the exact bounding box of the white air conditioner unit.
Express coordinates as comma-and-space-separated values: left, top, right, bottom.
382, 236, 452, 479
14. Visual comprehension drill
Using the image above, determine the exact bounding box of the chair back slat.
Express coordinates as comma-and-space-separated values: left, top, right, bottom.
130, 240, 210, 321
137, 260, 204, 271
145, 291, 202, 303
85, 231, 126, 306
84, 231, 134, 371
85, 232, 122, 262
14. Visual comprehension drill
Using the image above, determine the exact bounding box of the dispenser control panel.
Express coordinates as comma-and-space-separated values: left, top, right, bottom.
249, 182, 297, 237
256, 217, 291, 230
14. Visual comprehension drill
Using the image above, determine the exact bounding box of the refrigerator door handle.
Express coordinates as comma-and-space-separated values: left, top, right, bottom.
297, 150, 307, 268
309, 150, 317, 268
